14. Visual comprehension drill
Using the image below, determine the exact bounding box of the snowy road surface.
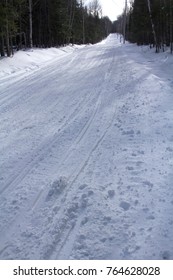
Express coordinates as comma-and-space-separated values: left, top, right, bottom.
0, 34, 173, 260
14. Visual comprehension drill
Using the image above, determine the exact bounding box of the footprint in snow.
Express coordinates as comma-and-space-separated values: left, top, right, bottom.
162, 251, 170, 260
119, 201, 131, 211
46, 176, 67, 201
126, 166, 134, 171
122, 129, 135, 136
138, 150, 145, 155
146, 214, 155, 220
143, 181, 153, 187
108, 190, 115, 198
136, 161, 144, 167
78, 184, 95, 209
80, 217, 88, 226
80, 194, 88, 209
66, 202, 79, 219
78, 184, 88, 190
103, 216, 112, 225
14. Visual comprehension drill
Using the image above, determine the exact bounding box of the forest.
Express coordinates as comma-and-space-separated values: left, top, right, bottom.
114, 0, 173, 53
0, 0, 112, 57
1, 0, 173, 57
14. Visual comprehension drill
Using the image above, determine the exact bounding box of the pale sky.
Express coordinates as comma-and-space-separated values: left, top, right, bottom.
100, 0, 125, 21
85, 0, 130, 22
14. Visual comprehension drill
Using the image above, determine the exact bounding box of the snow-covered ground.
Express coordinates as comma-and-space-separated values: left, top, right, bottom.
0, 34, 173, 260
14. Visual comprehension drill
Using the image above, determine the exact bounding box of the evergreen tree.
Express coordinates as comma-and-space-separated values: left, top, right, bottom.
0, 0, 113, 57
114, 0, 173, 53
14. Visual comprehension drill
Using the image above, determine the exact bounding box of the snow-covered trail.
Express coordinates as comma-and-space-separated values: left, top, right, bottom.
0, 34, 173, 260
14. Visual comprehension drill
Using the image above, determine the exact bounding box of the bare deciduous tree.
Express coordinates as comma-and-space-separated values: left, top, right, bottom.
146, 0, 158, 51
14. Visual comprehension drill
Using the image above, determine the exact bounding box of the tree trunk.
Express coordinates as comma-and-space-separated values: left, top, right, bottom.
67, 0, 75, 44
146, 0, 158, 52
5, 0, 11, 56
10, 35, 14, 56
123, 0, 127, 44
29, 0, 33, 48
0, 34, 5, 57
170, 0, 173, 53
82, 9, 85, 44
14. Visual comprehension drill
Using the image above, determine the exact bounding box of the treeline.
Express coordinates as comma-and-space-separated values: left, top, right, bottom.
114, 0, 173, 53
0, 0, 112, 57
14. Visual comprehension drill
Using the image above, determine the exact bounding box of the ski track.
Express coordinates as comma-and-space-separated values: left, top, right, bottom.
0, 47, 104, 196
0, 44, 114, 253
0, 35, 173, 260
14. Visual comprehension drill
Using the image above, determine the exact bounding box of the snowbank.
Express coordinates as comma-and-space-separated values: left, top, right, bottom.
0, 44, 85, 79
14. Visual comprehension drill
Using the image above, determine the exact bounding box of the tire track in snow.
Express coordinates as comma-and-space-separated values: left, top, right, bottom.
29, 47, 108, 210
31, 83, 102, 211
31, 47, 113, 211
41, 54, 117, 260
0, 42, 116, 259
45, 104, 117, 260
0, 49, 108, 256
0, 86, 97, 196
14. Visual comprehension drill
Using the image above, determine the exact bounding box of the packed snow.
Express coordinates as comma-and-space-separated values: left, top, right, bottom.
0, 34, 173, 260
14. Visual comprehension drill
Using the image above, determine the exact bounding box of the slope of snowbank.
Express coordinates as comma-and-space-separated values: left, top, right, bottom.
0, 44, 85, 78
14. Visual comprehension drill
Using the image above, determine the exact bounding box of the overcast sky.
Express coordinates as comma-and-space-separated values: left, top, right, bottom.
85, 0, 130, 22
99, 0, 125, 21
